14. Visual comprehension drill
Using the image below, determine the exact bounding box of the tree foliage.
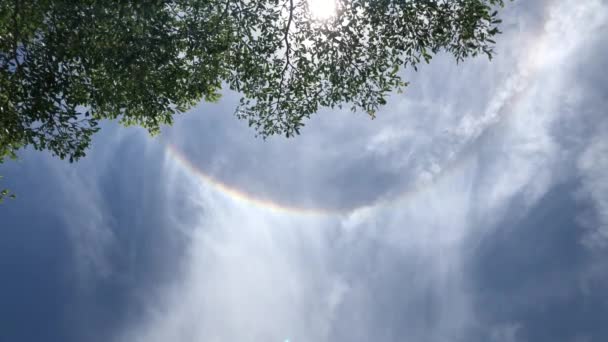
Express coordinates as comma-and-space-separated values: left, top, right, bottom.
1, 0, 506, 165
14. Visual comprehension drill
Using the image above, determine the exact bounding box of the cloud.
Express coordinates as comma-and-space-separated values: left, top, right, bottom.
121, 168, 341, 341
4, 0, 604, 341
102, 0, 608, 341
578, 123, 608, 248
40, 125, 144, 282
489, 323, 523, 342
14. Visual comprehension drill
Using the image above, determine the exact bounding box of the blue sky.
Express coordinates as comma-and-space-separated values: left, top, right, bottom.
1, 0, 608, 341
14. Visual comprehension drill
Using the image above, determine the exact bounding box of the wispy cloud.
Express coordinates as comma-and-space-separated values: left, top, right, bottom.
4, 1, 603, 341
578, 122, 608, 248
42, 125, 153, 283
106, 0, 608, 341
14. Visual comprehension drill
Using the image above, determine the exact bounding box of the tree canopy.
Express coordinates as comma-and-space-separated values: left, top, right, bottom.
0, 0, 506, 170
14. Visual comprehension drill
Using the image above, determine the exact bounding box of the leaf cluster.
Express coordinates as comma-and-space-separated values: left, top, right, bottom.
228, 0, 507, 137
1, 0, 507, 163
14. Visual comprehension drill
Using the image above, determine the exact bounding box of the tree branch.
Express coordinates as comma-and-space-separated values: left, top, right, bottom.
276, 0, 294, 115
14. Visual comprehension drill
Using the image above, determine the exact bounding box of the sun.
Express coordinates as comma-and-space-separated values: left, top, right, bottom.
309, 0, 336, 20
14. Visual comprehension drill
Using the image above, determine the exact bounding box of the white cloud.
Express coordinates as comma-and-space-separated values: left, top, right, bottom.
45, 125, 151, 283
578, 122, 608, 248
117, 0, 608, 341
489, 323, 523, 342
123, 162, 341, 341
54, 164, 116, 280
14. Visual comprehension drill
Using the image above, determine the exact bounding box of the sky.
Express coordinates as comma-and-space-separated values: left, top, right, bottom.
1, 0, 608, 341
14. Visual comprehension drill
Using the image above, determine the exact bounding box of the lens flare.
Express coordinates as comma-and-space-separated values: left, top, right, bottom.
309, 0, 336, 20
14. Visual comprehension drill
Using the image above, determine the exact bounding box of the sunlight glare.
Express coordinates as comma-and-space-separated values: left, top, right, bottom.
309, 0, 336, 20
